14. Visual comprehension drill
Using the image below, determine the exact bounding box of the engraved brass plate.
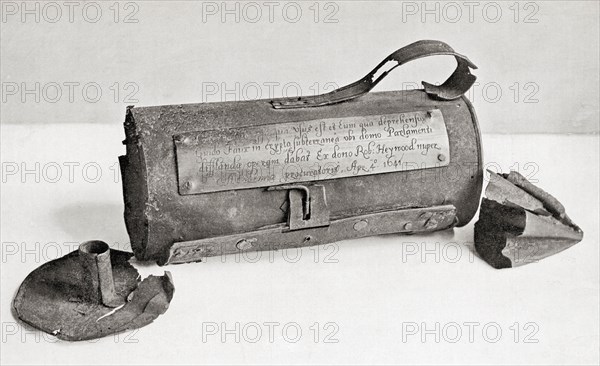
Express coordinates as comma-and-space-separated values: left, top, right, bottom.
174, 109, 449, 194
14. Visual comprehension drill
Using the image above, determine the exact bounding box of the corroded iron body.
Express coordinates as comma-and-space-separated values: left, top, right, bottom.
475, 171, 583, 268
13, 241, 174, 341
119, 41, 484, 264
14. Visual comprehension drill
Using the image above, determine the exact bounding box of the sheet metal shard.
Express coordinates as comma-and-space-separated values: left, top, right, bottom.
475, 170, 583, 269
13, 241, 174, 341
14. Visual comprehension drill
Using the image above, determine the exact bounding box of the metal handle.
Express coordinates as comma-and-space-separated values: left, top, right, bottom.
270, 40, 477, 109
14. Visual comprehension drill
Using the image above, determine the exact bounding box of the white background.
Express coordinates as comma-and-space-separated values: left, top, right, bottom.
1, 1, 599, 365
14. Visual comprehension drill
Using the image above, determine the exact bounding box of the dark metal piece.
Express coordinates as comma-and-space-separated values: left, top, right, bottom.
121, 92, 482, 263
163, 205, 457, 264
13, 241, 175, 341
268, 185, 312, 219
475, 171, 583, 269
79, 241, 124, 307
120, 41, 483, 264
268, 184, 330, 230
270, 40, 477, 109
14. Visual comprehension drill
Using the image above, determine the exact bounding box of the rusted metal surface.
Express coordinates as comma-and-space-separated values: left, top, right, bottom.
269, 184, 330, 230
475, 171, 583, 269
13, 241, 174, 341
271, 40, 477, 108
79, 240, 125, 307
120, 40, 482, 264
164, 205, 457, 265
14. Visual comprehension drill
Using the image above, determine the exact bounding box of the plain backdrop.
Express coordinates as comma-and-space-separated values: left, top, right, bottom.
1, 0, 599, 133
1, 1, 599, 365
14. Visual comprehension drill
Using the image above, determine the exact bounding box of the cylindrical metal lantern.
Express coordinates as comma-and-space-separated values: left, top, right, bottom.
119, 40, 483, 264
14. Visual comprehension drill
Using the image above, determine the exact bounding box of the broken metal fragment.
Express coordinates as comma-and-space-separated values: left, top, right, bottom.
13, 241, 174, 341
475, 171, 583, 269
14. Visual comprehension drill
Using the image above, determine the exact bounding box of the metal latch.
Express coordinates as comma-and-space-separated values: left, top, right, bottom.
268, 184, 330, 230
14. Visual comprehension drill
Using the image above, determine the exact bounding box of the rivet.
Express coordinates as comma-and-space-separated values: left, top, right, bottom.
437, 154, 446, 162
404, 222, 413, 231
353, 220, 368, 231
236, 239, 253, 251
183, 181, 192, 190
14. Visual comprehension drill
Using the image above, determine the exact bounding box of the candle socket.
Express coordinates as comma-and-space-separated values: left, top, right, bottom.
79, 241, 124, 307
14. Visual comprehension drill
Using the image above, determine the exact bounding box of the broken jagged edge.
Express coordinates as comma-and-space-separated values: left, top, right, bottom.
13, 244, 174, 341
474, 170, 583, 269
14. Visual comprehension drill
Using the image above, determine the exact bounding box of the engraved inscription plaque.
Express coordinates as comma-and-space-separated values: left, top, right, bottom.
174, 109, 450, 194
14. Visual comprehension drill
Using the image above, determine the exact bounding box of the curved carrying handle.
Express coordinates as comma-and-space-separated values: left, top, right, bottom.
271, 40, 477, 109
